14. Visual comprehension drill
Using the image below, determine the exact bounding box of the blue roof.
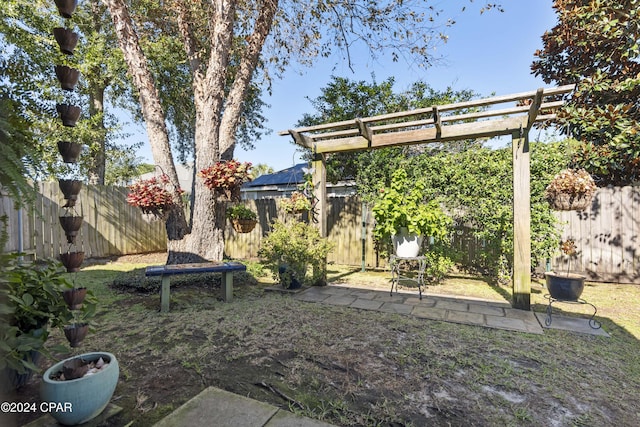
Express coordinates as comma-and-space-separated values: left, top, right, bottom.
244, 163, 307, 188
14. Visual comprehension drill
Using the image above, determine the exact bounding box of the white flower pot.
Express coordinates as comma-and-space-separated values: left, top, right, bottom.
392, 228, 423, 257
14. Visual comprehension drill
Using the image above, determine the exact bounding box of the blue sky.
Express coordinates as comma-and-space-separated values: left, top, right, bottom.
133, 1, 559, 172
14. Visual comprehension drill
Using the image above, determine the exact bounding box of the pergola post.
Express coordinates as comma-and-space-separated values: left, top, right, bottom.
512, 126, 531, 310
312, 153, 327, 237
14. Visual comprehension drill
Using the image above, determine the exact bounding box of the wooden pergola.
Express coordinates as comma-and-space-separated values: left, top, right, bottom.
279, 84, 574, 310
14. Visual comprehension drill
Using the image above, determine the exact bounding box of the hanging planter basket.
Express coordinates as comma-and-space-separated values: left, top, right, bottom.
547, 193, 593, 211
54, 0, 78, 19
213, 186, 241, 202
63, 323, 89, 347
59, 215, 83, 244
58, 179, 82, 205
55, 65, 80, 91
56, 103, 81, 127
57, 141, 82, 163
53, 27, 79, 55
232, 219, 257, 233
62, 287, 87, 310
60, 251, 84, 272
140, 207, 172, 223
545, 169, 597, 212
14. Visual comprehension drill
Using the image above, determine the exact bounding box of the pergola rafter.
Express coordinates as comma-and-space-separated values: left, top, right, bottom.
280, 84, 575, 310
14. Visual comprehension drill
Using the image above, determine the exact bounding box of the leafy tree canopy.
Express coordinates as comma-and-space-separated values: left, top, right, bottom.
532, 0, 640, 185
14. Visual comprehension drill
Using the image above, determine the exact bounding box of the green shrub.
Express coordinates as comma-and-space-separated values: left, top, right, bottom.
258, 220, 335, 287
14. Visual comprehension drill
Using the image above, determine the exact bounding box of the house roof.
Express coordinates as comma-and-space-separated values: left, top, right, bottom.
244, 163, 307, 188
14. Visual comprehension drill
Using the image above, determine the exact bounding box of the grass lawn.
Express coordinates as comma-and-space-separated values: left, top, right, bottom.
5, 255, 640, 427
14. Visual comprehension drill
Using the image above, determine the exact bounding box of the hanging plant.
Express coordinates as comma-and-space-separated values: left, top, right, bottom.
226, 204, 258, 233
280, 191, 312, 214
198, 160, 252, 201
126, 174, 181, 222
545, 168, 597, 211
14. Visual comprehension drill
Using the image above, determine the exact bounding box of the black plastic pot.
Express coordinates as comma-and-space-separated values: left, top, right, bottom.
53, 27, 79, 55
54, 0, 78, 19
56, 103, 81, 127
57, 141, 82, 163
55, 65, 80, 91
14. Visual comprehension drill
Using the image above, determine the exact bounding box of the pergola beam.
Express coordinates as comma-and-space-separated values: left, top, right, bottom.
280, 85, 575, 311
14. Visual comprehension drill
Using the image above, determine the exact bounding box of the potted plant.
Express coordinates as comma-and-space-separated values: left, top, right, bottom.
198, 160, 253, 201
126, 174, 180, 222
545, 239, 586, 301
258, 220, 334, 289
226, 204, 258, 233
40, 352, 119, 426
545, 168, 597, 211
280, 191, 312, 214
0, 255, 94, 391
372, 169, 451, 257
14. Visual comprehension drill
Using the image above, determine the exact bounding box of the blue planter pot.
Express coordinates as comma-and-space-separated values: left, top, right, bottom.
545, 272, 586, 301
40, 352, 119, 425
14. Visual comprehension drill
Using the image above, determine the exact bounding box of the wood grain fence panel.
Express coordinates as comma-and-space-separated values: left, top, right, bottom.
552, 186, 639, 283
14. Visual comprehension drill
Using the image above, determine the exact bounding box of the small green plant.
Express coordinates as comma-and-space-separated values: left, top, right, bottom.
226, 204, 257, 221
0, 254, 96, 377
258, 220, 334, 287
372, 168, 451, 254
280, 191, 312, 214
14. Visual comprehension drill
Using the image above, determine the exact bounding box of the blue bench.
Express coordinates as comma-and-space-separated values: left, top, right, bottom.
145, 262, 247, 312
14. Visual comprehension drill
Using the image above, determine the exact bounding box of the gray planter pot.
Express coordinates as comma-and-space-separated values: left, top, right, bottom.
40, 352, 119, 426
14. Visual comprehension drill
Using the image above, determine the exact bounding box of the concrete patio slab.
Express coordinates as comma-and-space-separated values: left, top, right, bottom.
154, 387, 336, 427
534, 312, 609, 337
293, 284, 606, 337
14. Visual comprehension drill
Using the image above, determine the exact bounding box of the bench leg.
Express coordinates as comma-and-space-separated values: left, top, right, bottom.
161, 275, 171, 312
221, 272, 233, 302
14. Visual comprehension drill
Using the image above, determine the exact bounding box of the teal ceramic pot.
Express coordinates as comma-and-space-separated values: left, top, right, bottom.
40, 352, 119, 425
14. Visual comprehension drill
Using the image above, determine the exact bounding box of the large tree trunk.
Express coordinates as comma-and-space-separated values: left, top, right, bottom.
87, 86, 105, 185
104, 0, 278, 263
102, 0, 188, 257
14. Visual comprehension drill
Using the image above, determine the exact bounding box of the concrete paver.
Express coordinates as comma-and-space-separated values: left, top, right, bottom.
154, 387, 336, 427
293, 284, 608, 337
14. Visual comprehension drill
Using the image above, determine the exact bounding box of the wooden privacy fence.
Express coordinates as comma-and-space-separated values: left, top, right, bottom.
552, 185, 640, 284
2, 183, 638, 284
1, 182, 166, 258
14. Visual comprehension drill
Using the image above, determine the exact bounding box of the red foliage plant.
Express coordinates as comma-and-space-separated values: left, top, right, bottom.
126, 174, 181, 213
198, 160, 253, 191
